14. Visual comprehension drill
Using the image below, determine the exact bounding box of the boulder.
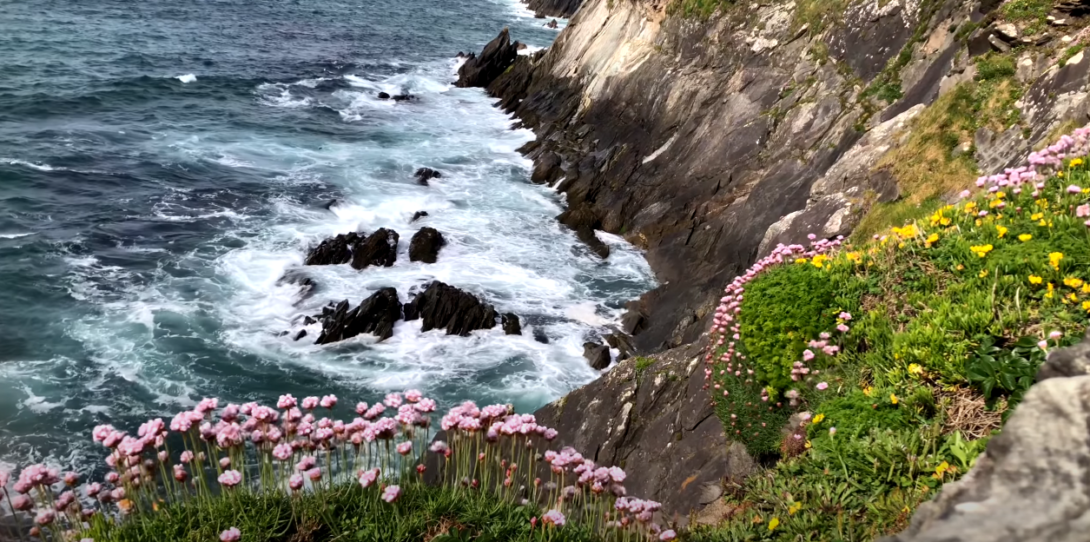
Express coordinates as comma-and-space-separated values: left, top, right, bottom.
392, 94, 415, 102
530, 152, 562, 184
322, 199, 342, 210
455, 28, 520, 88
414, 167, 442, 185
410, 211, 429, 222
532, 328, 549, 343
883, 331, 1090, 542
402, 281, 498, 336
501, 313, 522, 335
604, 330, 635, 361
350, 228, 399, 270
304, 232, 361, 266
583, 341, 611, 370
408, 227, 445, 263
292, 330, 307, 341
377, 92, 391, 100
546, 19, 559, 29
314, 288, 402, 344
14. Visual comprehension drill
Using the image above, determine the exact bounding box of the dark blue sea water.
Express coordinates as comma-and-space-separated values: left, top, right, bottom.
0, 0, 652, 474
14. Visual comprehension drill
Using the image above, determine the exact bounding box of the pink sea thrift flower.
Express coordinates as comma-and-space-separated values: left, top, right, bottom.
320, 395, 337, 409
384, 393, 403, 408
382, 485, 401, 503
306, 468, 321, 482
220, 457, 231, 469
396, 442, 413, 456
660, 530, 677, 541
802, 349, 815, 362
837, 324, 849, 333
220, 527, 241, 542
35, 510, 55, 526
1050, 330, 1063, 340
289, 474, 303, 491
838, 312, 852, 321
359, 468, 379, 488
180, 450, 194, 464
277, 394, 297, 409
542, 509, 566, 527
218, 470, 242, 488
1039, 339, 1049, 350
1078, 204, 1090, 218
1068, 184, 1082, 193
404, 389, 423, 403
829, 427, 837, 436
273, 443, 293, 461
301, 396, 319, 410
816, 382, 829, 391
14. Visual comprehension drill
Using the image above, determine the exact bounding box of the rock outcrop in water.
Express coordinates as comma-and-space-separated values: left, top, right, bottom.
304, 232, 360, 266
414, 167, 442, 185
501, 313, 522, 335
408, 227, 445, 263
403, 281, 498, 336
582, 341, 611, 370
455, 28, 520, 89
350, 228, 399, 270
884, 329, 1090, 542
314, 288, 402, 344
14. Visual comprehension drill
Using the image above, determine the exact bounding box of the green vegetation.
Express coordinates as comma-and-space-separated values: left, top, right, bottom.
85, 483, 596, 542
1060, 45, 1085, 67
1002, 0, 1052, 35
704, 158, 1090, 539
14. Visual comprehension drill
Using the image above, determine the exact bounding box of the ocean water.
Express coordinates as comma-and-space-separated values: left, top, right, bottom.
0, 0, 646, 475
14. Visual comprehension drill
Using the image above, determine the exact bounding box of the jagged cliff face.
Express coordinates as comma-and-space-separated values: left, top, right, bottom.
491, 0, 1090, 353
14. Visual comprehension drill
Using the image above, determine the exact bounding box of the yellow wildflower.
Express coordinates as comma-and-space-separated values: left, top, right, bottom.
1029, 275, 1043, 284
1050, 252, 1065, 270
989, 198, 1003, 209
1047, 283, 1055, 299
1036, 199, 1049, 209
1070, 293, 1079, 302
940, 217, 951, 226
925, 233, 939, 246
1082, 283, 1090, 294
964, 201, 977, 212
1083, 300, 1090, 312
996, 191, 1006, 199
1018, 234, 1032, 242
979, 269, 989, 278
1072, 158, 1084, 167
1065, 277, 1085, 289
932, 461, 950, 480
1059, 171, 1065, 177
788, 502, 802, 516
890, 393, 899, 405
975, 219, 983, 227
811, 254, 829, 268
846, 251, 862, 263
1031, 212, 1043, 221
898, 242, 905, 249
956, 264, 964, 271
969, 244, 993, 258
863, 386, 873, 396
795, 258, 807, 264
908, 363, 923, 375
812, 413, 825, 424
804, 440, 812, 449
996, 225, 1007, 238
892, 224, 919, 238
768, 518, 780, 531
1039, 219, 1048, 227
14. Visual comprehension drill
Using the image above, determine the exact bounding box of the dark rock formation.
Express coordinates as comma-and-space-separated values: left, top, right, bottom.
884, 329, 1090, 542
292, 330, 307, 341
455, 28, 520, 88
304, 232, 360, 266
604, 330, 634, 361
414, 167, 442, 185
322, 199, 341, 210
582, 341, 611, 370
350, 228, 399, 270
402, 281, 498, 336
410, 211, 429, 222
501, 313, 522, 335
392, 94, 416, 102
408, 227, 445, 263
314, 288, 402, 344
532, 328, 549, 343
530, 151, 562, 184
558, 205, 609, 258
545, 19, 558, 29
524, 0, 581, 18
377, 92, 391, 100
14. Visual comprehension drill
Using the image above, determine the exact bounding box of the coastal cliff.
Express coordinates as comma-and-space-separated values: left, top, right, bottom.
488, 0, 1090, 353
480, 0, 1090, 533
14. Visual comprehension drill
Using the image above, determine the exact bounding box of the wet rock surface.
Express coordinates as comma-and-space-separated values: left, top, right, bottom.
414, 167, 442, 185
502, 313, 522, 335
402, 281, 498, 336
524, 0, 581, 18
408, 227, 445, 263
314, 288, 402, 344
582, 341, 611, 370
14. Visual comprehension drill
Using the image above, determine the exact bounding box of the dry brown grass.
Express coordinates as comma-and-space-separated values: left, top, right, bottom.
937, 386, 1005, 439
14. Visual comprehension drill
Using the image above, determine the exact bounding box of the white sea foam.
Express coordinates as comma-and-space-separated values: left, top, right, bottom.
176, 73, 197, 83
3, 158, 55, 171
0, 232, 32, 239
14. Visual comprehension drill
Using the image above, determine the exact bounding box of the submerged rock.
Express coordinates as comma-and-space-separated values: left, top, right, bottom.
377, 92, 391, 100
315, 288, 402, 344
304, 232, 361, 266
392, 94, 415, 102
455, 28, 520, 88
410, 210, 429, 223
276, 270, 318, 303
403, 281, 497, 336
583, 341, 611, 370
350, 228, 399, 270
408, 227, 445, 263
502, 313, 522, 335
414, 167, 442, 185
545, 19, 558, 29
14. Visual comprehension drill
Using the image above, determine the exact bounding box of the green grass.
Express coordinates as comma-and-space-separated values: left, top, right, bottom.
84, 483, 601, 542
